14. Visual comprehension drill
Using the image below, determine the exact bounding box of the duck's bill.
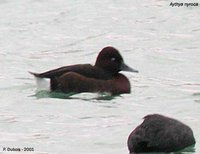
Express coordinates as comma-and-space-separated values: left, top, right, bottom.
121, 62, 139, 73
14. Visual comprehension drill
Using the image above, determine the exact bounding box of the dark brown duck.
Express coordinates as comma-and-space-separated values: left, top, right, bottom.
30, 46, 138, 94
127, 114, 196, 153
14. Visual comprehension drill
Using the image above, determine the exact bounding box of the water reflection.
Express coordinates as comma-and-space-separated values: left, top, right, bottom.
32, 90, 118, 101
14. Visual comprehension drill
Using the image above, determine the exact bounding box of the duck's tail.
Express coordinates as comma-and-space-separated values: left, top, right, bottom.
29, 71, 42, 77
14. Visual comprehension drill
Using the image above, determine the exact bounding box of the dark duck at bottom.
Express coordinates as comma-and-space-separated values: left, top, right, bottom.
127, 114, 196, 153
30, 46, 138, 95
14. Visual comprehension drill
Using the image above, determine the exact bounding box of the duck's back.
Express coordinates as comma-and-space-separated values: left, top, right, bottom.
30, 64, 112, 80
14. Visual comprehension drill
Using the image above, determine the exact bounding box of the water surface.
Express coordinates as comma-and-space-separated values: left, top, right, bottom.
0, 0, 200, 153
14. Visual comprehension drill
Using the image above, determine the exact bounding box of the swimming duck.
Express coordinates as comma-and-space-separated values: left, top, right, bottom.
30, 46, 138, 94
127, 114, 196, 153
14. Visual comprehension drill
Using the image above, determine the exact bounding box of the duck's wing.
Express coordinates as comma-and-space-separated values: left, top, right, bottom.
30, 64, 93, 78
30, 64, 111, 79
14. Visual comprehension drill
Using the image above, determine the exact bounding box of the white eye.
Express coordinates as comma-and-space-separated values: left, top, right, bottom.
111, 57, 116, 61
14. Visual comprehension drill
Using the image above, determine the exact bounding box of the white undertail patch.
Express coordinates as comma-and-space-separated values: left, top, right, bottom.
34, 76, 51, 92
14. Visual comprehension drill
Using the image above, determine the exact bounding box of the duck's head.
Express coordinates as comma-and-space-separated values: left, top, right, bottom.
95, 46, 138, 75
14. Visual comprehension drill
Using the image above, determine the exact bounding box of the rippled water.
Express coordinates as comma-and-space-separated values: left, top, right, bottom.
0, 0, 200, 153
